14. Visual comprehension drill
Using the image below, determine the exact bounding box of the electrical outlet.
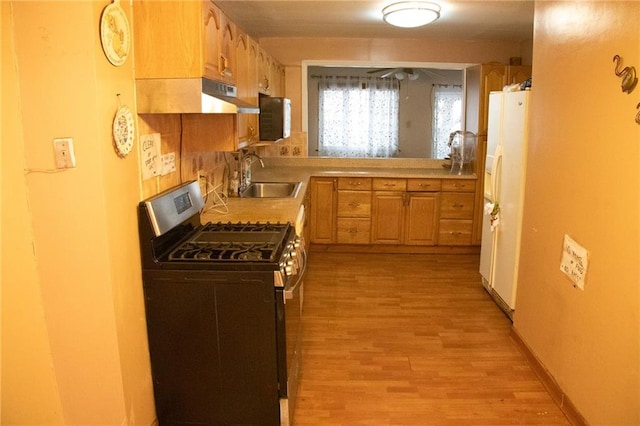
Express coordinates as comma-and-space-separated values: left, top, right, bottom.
53, 137, 76, 168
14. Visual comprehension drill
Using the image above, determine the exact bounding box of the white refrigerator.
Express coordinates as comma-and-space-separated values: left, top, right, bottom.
479, 90, 530, 316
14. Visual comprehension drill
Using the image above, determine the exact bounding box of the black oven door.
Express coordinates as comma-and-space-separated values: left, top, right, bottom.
142, 270, 280, 425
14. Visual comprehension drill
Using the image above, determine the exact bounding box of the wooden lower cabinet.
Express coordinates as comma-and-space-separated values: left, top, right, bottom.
309, 178, 336, 243
336, 178, 372, 244
337, 218, 371, 244
371, 191, 440, 245
310, 176, 476, 248
438, 219, 473, 245
438, 179, 476, 246
371, 177, 440, 246
371, 191, 405, 244
405, 193, 440, 245
337, 185, 372, 244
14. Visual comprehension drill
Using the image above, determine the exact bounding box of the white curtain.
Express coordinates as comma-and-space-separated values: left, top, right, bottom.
431, 84, 463, 159
318, 76, 399, 158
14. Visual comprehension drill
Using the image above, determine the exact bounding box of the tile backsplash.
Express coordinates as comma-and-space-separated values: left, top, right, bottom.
255, 131, 308, 158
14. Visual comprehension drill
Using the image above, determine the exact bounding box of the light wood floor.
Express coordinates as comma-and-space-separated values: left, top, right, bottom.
293, 251, 570, 426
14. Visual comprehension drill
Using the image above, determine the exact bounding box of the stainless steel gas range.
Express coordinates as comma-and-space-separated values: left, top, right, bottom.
138, 181, 305, 426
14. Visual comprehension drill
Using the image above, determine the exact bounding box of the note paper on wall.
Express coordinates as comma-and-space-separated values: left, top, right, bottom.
560, 234, 588, 290
141, 133, 161, 180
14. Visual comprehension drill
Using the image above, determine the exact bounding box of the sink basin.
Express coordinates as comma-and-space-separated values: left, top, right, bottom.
240, 182, 301, 198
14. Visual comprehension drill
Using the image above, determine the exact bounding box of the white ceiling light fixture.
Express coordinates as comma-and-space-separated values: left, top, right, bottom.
382, 1, 441, 28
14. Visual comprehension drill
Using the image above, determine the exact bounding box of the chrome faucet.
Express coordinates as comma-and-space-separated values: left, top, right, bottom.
238, 150, 264, 192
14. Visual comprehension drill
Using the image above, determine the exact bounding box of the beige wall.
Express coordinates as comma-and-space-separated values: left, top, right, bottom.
514, 2, 639, 425
2, 1, 155, 424
1, 2, 64, 423
261, 37, 532, 68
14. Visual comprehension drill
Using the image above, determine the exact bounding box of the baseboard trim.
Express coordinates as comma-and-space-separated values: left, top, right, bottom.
510, 328, 588, 426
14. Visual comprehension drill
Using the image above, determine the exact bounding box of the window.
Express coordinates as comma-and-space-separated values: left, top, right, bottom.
318, 76, 400, 158
431, 84, 463, 159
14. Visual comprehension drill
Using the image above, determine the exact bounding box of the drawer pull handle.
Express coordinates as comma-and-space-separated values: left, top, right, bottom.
449, 231, 463, 235
348, 229, 358, 233
453, 203, 465, 208
384, 183, 397, 187
349, 182, 362, 186
348, 202, 361, 207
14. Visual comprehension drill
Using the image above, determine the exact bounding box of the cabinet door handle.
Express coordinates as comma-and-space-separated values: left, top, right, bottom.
220, 54, 232, 77
453, 203, 465, 208
348, 228, 358, 234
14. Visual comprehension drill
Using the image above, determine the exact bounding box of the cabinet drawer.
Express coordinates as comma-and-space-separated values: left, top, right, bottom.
441, 179, 476, 192
440, 192, 475, 219
407, 178, 441, 192
338, 177, 372, 190
372, 178, 406, 191
337, 218, 371, 244
438, 220, 473, 245
337, 191, 371, 217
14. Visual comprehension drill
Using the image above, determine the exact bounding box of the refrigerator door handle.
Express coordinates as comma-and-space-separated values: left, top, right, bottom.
491, 145, 504, 202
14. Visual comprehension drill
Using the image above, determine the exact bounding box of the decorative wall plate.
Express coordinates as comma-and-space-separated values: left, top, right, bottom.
100, 0, 130, 66
113, 105, 135, 157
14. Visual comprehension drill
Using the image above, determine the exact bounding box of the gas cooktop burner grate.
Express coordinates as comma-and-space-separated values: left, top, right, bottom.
167, 222, 291, 262
200, 222, 289, 233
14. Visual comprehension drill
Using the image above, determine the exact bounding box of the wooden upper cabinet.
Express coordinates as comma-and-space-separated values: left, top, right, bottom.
203, 2, 236, 84
133, 1, 204, 78
270, 62, 286, 97
218, 12, 237, 84
202, 3, 221, 80
133, 0, 235, 83
235, 32, 250, 100
480, 63, 506, 135
506, 65, 532, 85
246, 38, 260, 105
258, 48, 272, 95
236, 31, 258, 144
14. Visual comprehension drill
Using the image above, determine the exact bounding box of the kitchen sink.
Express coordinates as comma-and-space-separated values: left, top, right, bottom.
240, 181, 301, 198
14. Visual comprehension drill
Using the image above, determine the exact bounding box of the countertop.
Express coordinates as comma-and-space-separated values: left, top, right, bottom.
201, 158, 476, 225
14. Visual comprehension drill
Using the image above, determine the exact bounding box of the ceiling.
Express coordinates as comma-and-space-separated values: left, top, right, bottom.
215, 1, 534, 42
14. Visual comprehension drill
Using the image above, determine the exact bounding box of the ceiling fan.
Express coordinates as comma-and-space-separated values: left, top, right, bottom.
367, 67, 445, 80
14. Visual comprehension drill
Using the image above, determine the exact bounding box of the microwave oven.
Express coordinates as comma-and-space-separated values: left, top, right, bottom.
259, 95, 291, 141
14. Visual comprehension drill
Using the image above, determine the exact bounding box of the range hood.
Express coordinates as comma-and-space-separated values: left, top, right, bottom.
136, 78, 260, 114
